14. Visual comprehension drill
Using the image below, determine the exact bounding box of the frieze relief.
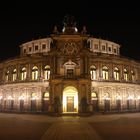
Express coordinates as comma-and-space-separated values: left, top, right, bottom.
57, 41, 82, 55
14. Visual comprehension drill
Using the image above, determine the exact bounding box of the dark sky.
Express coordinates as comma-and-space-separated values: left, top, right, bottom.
0, 1, 140, 61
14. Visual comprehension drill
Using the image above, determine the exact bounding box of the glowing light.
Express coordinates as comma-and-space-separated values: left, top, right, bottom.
18, 96, 25, 100
91, 92, 97, 100
0, 96, 2, 100
74, 27, 78, 32
7, 96, 14, 100
31, 96, 39, 100
63, 86, 78, 113
138, 96, 140, 100
44, 92, 49, 100
127, 96, 134, 100
103, 96, 110, 100
116, 95, 122, 100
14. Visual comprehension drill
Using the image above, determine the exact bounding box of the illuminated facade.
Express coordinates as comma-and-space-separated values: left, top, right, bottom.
0, 17, 140, 114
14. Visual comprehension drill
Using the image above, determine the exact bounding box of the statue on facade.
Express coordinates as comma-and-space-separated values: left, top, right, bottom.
63, 15, 77, 27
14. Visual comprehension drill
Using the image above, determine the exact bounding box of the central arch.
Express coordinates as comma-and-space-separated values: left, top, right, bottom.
63, 86, 78, 113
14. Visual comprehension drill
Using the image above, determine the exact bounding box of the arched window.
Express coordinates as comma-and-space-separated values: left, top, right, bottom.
64, 60, 76, 78
44, 92, 49, 100
21, 67, 27, 80
31, 93, 38, 100
124, 68, 128, 81
5, 71, 10, 82
12, 69, 17, 81
32, 66, 38, 80
131, 70, 135, 82
44, 65, 50, 80
91, 92, 97, 100
114, 67, 119, 81
102, 66, 109, 80
90, 65, 96, 80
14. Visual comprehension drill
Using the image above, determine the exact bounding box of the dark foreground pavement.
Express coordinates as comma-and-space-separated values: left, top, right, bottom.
0, 113, 140, 140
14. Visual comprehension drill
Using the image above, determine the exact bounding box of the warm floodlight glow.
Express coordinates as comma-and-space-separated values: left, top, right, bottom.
127, 96, 134, 100
31, 96, 39, 100
63, 86, 78, 113
0, 96, 2, 100
103, 96, 110, 100
18, 96, 25, 100
7, 96, 14, 100
116, 95, 122, 100
138, 96, 140, 100
44, 92, 49, 100
91, 92, 97, 100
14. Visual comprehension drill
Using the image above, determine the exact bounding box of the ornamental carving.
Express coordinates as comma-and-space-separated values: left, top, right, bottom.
59, 42, 79, 55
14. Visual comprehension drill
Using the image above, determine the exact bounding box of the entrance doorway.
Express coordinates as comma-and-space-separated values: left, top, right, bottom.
63, 86, 78, 113
67, 96, 74, 112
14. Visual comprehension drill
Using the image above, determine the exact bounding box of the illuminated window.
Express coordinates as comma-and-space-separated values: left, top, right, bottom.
21, 67, 27, 80
31, 93, 38, 100
124, 68, 128, 81
102, 66, 109, 80
131, 70, 135, 82
114, 67, 119, 81
91, 92, 97, 100
90, 65, 96, 80
64, 60, 76, 78
5, 71, 10, 82
32, 66, 38, 80
44, 92, 49, 100
12, 69, 17, 81
44, 65, 50, 80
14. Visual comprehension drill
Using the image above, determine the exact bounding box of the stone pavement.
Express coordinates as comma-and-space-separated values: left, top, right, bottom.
1, 113, 140, 140
40, 122, 102, 140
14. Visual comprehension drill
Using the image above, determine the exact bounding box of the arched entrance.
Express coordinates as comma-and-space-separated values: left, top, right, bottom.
63, 86, 78, 113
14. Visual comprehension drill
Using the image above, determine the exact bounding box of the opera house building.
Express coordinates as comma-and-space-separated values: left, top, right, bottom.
0, 18, 140, 114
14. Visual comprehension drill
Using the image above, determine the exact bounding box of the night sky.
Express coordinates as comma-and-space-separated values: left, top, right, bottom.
0, 1, 140, 61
